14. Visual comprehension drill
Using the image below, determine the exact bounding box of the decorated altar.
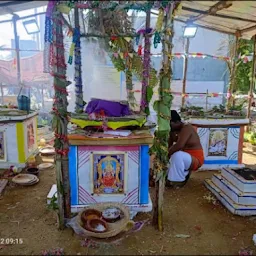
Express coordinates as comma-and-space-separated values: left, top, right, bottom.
68, 128, 153, 215
188, 117, 249, 170
0, 110, 38, 168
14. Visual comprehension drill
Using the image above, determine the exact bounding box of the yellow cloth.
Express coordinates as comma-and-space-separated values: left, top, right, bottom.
70, 117, 146, 130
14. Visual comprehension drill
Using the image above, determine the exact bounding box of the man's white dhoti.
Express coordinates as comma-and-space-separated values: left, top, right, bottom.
167, 151, 192, 182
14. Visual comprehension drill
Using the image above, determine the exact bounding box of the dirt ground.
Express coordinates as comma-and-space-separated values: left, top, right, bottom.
0, 150, 256, 255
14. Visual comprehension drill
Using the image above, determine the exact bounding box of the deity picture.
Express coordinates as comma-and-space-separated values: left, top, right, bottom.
208, 128, 228, 156
27, 122, 35, 152
0, 132, 6, 162
92, 153, 125, 194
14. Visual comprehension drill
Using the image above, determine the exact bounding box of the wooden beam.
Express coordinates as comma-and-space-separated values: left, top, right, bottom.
0, 1, 33, 8
182, 6, 256, 24
241, 25, 256, 34
189, 1, 233, 23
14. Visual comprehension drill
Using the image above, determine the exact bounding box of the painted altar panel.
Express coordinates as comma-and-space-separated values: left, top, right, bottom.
77, 146, 139, 205
197, 127, 240, 164
0, 123, 18, 163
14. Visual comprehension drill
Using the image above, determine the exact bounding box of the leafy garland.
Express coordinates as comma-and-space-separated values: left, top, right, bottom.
67, 1, 171, 12
150, 3, 178, 230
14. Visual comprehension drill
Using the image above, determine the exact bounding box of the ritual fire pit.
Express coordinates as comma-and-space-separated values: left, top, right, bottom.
232, 168, 256, 181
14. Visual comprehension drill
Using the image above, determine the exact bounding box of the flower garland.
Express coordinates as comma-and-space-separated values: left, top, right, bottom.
51, 12, 70, 157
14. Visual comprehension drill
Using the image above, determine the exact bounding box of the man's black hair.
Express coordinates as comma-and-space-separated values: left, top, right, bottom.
171, 110, 181, 122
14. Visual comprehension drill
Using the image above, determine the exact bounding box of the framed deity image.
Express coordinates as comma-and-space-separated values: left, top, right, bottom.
0, 131, 7, 162
91, 151, 128, 195
208, 128, 228, 157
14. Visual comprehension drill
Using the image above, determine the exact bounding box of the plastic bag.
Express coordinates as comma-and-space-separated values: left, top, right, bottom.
66, 215, 87, 237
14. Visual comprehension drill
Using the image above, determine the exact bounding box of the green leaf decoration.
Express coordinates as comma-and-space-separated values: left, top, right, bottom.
146, 86, 153, 102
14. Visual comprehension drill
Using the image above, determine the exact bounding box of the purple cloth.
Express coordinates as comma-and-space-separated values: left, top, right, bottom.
85, 99, 130, 117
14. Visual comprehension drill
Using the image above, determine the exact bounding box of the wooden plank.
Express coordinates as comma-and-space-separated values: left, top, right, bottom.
69, 137, 153, 146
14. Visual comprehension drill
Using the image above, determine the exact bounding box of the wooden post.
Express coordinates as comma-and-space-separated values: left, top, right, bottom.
1, 83, 4, 105
182, 38, 189, 107
140, 10, 151, 113
41, 84, 45, 109
206, 89, 209, 111
13, 14, 21, 86
74, 6, 84, 113
227, 35, 239, 108
247, 35, 256, 119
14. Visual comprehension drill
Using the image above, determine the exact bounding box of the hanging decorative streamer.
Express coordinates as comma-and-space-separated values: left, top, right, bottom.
153, 8, 164, 49
68, 28, 80, 65
156, 8, 164, 32
151, 52, 254, 63
43, 1, 55, 73
137, 33, 143, 55
74, 27, 84, 113
153, 32, 161, 49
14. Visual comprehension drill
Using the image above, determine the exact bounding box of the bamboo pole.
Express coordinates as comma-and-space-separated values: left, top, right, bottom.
181, 38, 189, 108
140, 10, 151, 113
227, 35, 239, 108
247, 35, 256, 119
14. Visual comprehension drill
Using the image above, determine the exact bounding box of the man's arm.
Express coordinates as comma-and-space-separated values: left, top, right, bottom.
168, 132, 177, 149
169, 126, 192, 156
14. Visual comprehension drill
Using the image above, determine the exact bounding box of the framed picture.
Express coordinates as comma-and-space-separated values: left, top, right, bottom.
0, 131, 7, 162
91, 151, 127, 195
208, 128, 228, 157
27, 121, 35, 152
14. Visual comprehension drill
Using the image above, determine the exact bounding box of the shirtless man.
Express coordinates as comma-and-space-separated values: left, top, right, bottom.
167, 110, 204, 187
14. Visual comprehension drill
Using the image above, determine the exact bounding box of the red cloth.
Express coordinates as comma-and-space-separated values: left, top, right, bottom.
183, 149, 204, 171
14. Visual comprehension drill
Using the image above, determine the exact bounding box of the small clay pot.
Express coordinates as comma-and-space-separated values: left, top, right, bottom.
84, 219, 108, 233
27, 167, 39, 176
81, 209, 102, 224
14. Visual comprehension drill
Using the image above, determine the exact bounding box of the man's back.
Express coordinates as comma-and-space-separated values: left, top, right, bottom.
176, 124, 202, 150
